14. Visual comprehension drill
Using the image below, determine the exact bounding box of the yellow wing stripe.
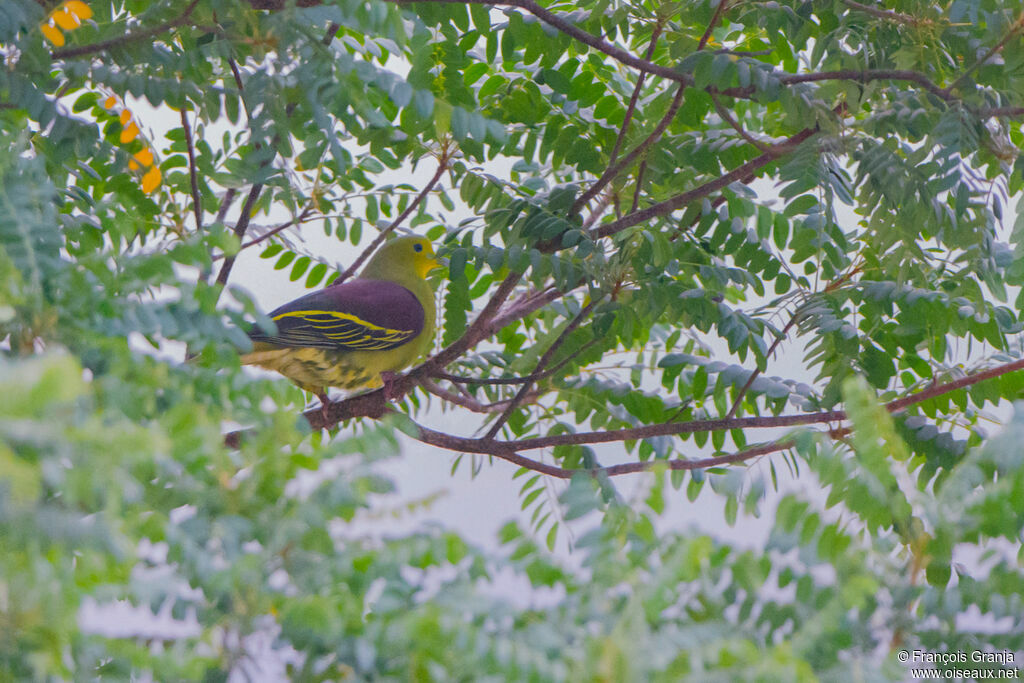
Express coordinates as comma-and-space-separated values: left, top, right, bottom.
274, 309, 411, 336
271, 309, 416, 349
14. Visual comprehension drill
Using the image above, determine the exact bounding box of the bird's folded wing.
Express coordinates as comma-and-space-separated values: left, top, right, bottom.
248, 279, 424, 351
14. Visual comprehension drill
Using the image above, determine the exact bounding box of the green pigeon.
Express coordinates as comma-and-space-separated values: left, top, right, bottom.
242, 235, 440, 412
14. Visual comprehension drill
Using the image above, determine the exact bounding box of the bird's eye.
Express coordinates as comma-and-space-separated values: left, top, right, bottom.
414, 243, 423, 252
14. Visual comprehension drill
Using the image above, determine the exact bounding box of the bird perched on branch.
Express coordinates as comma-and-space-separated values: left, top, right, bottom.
241, 236, 440, 416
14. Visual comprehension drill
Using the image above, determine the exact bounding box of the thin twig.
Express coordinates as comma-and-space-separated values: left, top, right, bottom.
580, 191, 612, 231
945, 12, 1024, 94
712, 93, 771, 153
725, 311, 801, 419
436, 338, 599, 386
593, 125, 818, 241
335, 156, 448, 285
570, 24, 663, 215
322, 22, 340, 45
488, 286, 564, 332
211, 207, 315, 261
214, 184, 263, 287
420, 379, 538, 413
214, 189, 238, 226
180, 108, 203, 230
51, 0, 202, 60
572, 84, 686, 215
840, 0, 922, 26
698, 0, 730, 51
426, 271, 523, 370
630, 159, 647, 213
484, 301, 595, 438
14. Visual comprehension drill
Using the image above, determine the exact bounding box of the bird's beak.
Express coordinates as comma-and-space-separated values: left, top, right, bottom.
419, 253, 444, 278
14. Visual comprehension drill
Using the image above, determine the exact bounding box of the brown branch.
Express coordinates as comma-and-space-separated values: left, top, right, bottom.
411, 420, 828, 479
726, 311, 801, 419
488, 286, 564, 332
214, 183, 263, 288
388, 0, 960, 108
580, 191, 612, 231
435, 338, 599, 386
235, 209, 311, 252
945, 12, 1024, 94
180, 108, 203, 231
214, 189, 238, 227
51, 0, 201, 60
712, 94, 771, 153
980, 106, 1024, 118
323, 22, 340, 45
256, 0, 1012, 124
573, 84, 686, 214
840, 0, 921, 26
489, 358, 1024, 453
211, 207, 315, 261
426, 271, 523, 370
420, 379, 538, 414
484, 301, 595, 438
334, 156, 448, 285
227, 341, 1024, 454
570, 24, 663, 215
593, 125, 818, 241
698, 0, 730, 51
630, 159, 647, 213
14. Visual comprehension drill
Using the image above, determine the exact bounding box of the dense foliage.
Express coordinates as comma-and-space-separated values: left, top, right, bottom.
3, 0, 1024, 679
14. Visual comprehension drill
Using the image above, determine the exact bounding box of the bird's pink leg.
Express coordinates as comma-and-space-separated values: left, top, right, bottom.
380, 371, 400, 401
316, 390, 331, 425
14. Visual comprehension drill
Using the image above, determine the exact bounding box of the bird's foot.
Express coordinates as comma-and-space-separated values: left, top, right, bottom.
316, 391, 331, 426
380, 371, 401, 401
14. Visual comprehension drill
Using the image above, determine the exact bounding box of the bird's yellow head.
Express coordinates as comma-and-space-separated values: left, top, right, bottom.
363, 235, 440, 281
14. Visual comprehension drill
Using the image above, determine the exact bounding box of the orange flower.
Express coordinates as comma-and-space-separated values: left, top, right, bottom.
133, 148, 154, 167
64, 1, 93, 21
120, 121, 140, 143
103, 95, 118, 110
40, 23, 65, 46
52, 8, 81, 30
141, 166, 162, 194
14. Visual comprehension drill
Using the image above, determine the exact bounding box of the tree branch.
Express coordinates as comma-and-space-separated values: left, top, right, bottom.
945, 12, 1024, 94
570, 24, 663, 215
410, 421, 851, 479
698, 0, 730, 51
51, 0, 202, 60
840, 0, 922, 26
212, 207, 315, 261
484, 301, 595, 438
420, 379, 538, 414
726, 310, 800, 419
573, 84, 686, 215
180, 108, 203, 231
712, 94, 771, 153
435, 338, 599, 386
593, 125, 818, 241
214, 183, 263, 287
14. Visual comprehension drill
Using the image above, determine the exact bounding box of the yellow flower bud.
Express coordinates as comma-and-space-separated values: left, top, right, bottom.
52, 8, 81, 31
120, 121, 140, 143
141, 166, 162, 194
41, 23, 65, 46
64, 1, 94, 21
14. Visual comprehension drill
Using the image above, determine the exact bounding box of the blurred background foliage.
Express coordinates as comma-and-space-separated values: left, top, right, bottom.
2, 0, 1024, 679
